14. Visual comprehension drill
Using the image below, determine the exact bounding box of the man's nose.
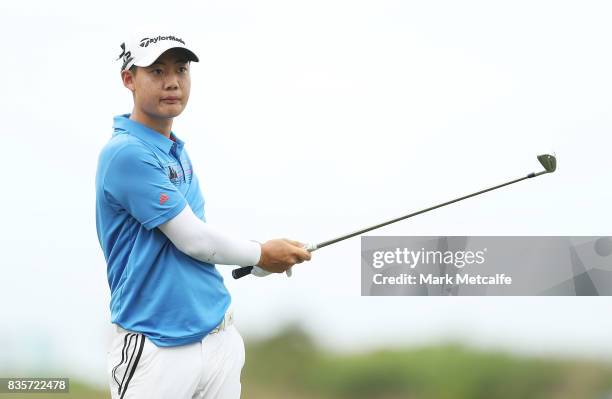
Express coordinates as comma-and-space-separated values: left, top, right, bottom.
164, 72, 180, 90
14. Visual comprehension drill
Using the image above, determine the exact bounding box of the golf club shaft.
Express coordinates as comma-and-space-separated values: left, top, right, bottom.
316, 174, 535, 249
232, 170, 545, 279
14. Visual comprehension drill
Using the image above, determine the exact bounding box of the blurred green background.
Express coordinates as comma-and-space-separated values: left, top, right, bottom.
4, 324, 612, 399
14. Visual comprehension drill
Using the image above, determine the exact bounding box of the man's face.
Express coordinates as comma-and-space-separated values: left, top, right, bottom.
122, 48, 191, 120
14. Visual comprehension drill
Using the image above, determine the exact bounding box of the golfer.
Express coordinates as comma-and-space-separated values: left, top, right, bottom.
95, 33, 312, 399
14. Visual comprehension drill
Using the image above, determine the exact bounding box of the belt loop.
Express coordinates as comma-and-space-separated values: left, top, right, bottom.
208, 308, 234, 335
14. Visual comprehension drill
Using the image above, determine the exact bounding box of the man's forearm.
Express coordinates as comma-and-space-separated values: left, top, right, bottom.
158, 205, 261, 266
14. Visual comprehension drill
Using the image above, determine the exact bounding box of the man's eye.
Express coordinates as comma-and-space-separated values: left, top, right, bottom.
151, 69, 163, 75
179, 67, 188, 73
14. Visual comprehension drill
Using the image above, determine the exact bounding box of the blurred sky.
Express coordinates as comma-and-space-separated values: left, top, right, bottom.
1, 0, 611, 388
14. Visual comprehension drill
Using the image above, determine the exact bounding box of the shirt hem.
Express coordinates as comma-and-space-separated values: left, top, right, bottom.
148, 333, 209, 347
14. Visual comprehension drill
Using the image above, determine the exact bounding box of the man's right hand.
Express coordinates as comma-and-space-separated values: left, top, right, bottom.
256, 238, 312, 273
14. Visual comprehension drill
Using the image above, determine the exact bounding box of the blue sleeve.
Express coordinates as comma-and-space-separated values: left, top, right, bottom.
103, 145, 187, 230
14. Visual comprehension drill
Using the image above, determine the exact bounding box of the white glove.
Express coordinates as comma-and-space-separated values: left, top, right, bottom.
251, 265, 274, 277
251, 265, 293, 277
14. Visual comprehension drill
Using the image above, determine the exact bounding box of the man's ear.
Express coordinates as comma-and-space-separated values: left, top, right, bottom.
121, 70, 136, 93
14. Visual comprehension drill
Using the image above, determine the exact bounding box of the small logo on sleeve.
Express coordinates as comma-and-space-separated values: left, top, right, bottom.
159, 193, 169, 205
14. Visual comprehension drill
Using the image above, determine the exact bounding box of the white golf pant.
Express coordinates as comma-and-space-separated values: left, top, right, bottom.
106, 307, 245, 399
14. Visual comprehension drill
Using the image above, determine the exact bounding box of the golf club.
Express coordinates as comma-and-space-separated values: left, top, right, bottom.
232, 154, 557, 279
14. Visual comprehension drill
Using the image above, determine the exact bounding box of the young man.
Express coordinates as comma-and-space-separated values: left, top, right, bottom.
95, 33, 312, 399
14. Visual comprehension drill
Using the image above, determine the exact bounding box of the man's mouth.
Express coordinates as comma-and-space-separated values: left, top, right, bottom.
161, 96, 180, 104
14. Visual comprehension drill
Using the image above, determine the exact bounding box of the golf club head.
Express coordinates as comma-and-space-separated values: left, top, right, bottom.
537, 154, 556, 173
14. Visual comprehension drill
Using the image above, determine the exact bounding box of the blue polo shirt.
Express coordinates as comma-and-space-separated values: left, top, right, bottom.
95, 114, 231, 347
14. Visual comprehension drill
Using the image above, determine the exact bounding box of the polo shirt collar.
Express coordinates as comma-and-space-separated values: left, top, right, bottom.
113, 113, 185, 155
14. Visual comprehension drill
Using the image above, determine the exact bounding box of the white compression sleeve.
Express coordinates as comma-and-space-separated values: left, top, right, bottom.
158, 205, 261, 266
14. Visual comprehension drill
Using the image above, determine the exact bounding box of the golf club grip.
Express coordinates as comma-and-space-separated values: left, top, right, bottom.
232, 243, 318, 279
232, 266, 253, 279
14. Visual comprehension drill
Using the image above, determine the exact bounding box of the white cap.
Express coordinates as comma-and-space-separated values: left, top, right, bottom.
116, 33, 199, 71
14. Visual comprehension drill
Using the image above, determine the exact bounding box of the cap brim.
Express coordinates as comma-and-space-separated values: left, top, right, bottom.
134, 46, 199, 68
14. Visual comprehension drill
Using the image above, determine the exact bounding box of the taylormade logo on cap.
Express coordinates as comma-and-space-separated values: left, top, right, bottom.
139, 35, 186, 48
116, 33, 199, 71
